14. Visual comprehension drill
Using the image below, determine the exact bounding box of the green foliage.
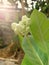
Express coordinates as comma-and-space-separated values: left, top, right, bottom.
21, 36, 48, 65
30, 9, 49, 54
20, 9, 49, 65
35, 0, 49, 17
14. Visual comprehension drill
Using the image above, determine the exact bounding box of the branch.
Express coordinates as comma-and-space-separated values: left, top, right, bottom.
0, 57, 19, 63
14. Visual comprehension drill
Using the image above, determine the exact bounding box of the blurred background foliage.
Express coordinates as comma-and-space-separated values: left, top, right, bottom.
24, 0, 49, 17
0, 0, 49, 17
6, 0, 49, 17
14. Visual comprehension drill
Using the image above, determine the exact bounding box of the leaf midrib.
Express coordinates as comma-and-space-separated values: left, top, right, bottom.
26, 37, 44, 65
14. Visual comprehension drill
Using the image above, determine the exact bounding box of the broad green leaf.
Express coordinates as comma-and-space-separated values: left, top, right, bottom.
21, 55, 33, 65
21, 10, 49, 65
21, 36, 48, 65
30, 9, 49, 54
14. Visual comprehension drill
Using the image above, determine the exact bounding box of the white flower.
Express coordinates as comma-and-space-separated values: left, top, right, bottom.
11, 23, 17, 30
11, 15, 31, 36
11, 23, 19, 34
22, 15, 30, 26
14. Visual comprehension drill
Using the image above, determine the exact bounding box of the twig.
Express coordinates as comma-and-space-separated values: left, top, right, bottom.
0, 57, 19, 63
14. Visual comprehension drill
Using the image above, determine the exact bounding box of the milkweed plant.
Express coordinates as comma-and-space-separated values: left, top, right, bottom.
11, 9, 49, 65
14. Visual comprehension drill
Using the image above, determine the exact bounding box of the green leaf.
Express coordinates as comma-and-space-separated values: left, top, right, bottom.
30, 9, 49, 54
21, 36, 48, 65
21, 55, 33, 65
21, 10, 49, 65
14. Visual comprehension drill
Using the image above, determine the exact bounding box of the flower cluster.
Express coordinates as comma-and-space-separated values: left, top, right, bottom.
11, 15, 30, 36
